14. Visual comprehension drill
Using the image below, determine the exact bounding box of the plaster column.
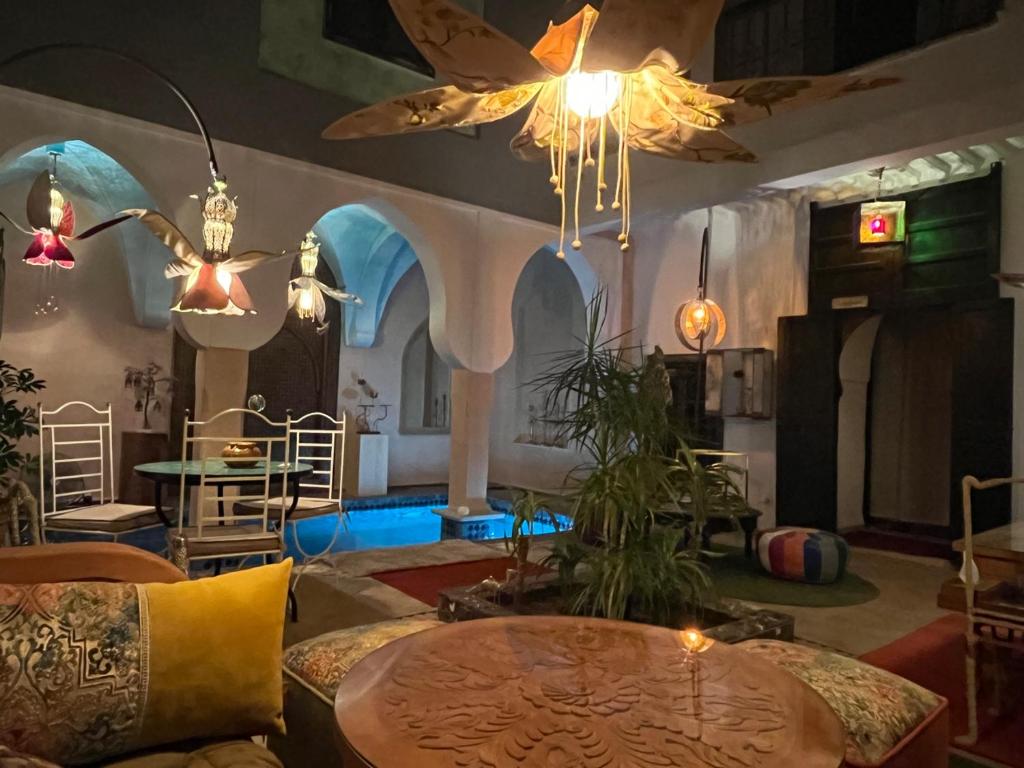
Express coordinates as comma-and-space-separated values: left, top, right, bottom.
193, 347, 249, 447
448, 369, 494, 513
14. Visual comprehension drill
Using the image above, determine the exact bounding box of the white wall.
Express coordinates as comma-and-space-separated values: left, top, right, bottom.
634, 198, 810, 526
336, 264, 449, 487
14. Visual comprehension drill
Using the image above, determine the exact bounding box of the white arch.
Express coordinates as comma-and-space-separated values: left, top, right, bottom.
836, 314, 883, 531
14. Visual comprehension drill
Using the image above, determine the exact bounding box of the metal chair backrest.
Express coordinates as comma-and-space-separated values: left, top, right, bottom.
177, 408, 289, 539
38, 401, 115, 522
287, 411, 346, 502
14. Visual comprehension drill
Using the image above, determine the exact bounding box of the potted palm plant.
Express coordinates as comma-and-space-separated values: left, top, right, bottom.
510, 290, 748, 627
0, 360, 45, 545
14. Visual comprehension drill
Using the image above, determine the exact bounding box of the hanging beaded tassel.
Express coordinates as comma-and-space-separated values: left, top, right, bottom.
549, 73, 633, 259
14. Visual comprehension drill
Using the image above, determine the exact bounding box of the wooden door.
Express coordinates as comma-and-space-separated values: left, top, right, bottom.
948, 298, 1014, 538
245, 261, 341, 449
776, 313, 839, 530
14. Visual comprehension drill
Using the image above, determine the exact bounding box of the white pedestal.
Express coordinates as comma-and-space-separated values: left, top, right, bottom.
345, 433, 389, 497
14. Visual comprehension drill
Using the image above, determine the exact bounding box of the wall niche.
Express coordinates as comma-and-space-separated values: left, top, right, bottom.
400, 319, 451, 434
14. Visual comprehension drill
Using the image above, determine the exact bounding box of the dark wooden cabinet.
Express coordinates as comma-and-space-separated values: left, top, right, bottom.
776, 313, 839, 530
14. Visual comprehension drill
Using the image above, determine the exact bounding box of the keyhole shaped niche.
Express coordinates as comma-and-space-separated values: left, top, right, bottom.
400, 320, 451, 433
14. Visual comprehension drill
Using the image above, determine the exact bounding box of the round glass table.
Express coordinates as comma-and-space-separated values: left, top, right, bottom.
134, 460, 315, 527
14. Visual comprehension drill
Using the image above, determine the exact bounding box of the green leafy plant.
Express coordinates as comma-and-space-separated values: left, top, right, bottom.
511, 290, 746, 626
0, 360, 45, 488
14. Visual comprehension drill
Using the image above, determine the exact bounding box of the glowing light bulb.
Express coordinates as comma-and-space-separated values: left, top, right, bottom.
566, 70, 621, 119
869, 215, 887, 237
298, 287, 314, 315
679, 628, 713, 655
215, 266, 232, 294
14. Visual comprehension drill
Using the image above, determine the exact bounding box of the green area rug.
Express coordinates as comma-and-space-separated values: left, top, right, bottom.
706, 547, 880, 607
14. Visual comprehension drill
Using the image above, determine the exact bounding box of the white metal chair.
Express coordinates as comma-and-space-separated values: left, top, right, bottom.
169, 408, 289, 574
234, 411, 347, 568
38, 401, 162, 542
234, 411, 346, 521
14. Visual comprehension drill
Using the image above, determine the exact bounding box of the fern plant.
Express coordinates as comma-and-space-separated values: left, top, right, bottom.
512, 290, 745, 626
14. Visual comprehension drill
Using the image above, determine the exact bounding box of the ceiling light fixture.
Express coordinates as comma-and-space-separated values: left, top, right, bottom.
0, 149, 130, 271
287, 231, 363, 329
323, 1, 897, 259
858, 167, 906, 245
676, 225, 726, 353
0, 45, 280, 316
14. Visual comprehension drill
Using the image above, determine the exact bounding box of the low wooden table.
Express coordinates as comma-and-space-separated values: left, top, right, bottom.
334, 616, 844, 768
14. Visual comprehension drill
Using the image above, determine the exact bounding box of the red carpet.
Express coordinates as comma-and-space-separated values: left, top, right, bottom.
860, 614, 1024, 767
370, 557, 546, 607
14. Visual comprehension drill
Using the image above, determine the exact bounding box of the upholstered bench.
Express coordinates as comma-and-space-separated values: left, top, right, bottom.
270, 616, 442, 766
739, 640, 949, 768
757, 526, 849, 584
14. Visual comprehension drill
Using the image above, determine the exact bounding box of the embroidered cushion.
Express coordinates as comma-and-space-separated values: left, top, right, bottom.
757, 526, 849, 584
0, 560, 291, 766
738, 639, 944, 766
283, 617, 442, 704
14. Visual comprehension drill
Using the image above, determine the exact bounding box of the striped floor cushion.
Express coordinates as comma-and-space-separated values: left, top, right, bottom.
757, 527, 848, 584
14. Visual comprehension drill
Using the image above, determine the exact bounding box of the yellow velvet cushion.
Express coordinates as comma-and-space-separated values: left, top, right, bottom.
0, 561, 291, 766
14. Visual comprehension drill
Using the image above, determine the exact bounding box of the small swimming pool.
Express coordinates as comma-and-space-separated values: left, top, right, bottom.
285, 498, 569, 557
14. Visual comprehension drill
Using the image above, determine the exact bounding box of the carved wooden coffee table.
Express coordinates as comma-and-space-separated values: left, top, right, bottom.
334, 616, 845, 768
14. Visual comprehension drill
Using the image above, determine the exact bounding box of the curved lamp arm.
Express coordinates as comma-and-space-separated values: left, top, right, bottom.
0, 43, 220, 181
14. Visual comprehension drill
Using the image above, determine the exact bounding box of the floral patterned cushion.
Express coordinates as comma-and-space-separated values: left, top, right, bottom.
0, 582, 146, 765
0, 563, 291, 766
738, 640, 943, 766
283, 617, 442, 704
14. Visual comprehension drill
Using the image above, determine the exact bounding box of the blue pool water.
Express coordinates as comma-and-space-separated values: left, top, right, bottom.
285, 501, 568, 558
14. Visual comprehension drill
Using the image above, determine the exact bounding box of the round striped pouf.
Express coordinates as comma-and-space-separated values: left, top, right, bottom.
757, 527, 848, 584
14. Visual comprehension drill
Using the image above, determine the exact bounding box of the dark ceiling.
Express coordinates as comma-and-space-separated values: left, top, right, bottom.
0, 0, 584, 224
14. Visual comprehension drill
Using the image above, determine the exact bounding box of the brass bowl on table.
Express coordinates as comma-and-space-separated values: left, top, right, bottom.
220, 440, 264, 469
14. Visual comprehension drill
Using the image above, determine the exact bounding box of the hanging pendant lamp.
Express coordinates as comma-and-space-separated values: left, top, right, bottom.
0, 45, 282, 316
676, 225, 726, 352
287, 231, 363, 329
322, 0, 897, 259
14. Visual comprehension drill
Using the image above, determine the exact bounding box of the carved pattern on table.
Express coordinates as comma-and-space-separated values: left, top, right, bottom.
374, 623, 794, 767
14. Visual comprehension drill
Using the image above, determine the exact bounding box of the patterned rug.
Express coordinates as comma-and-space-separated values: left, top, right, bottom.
861, 614, 1022, 768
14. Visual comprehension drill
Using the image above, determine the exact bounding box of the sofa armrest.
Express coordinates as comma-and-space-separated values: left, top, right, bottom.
0, 542, 185, 584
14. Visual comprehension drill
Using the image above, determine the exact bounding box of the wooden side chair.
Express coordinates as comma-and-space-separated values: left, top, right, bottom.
38, 401, 162, 542
958, 475, 1024, 745
169, 408, 289, 574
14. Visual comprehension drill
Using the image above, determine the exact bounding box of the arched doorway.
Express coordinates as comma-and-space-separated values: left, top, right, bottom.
491, 247, 588, 489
